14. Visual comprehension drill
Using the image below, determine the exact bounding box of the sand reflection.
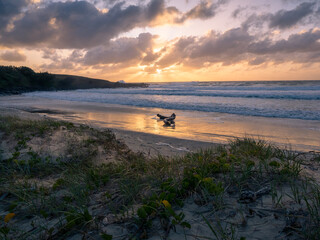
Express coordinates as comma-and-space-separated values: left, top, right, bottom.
1, 96, 319, 152
69, 105, 320, 152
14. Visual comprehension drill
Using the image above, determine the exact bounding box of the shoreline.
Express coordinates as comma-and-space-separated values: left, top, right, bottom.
0, 65, 148, 95
1, 95, 320, 153
0, 106, 216, 157
1, 104, 318, 161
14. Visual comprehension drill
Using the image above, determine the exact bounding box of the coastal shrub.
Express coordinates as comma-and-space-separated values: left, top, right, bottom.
181, 167, 224, 196
229, 137, 276, 160
86, 168, 110, 188
1, 116, 320, 239
136, 189, 190, 238
53, 178, 66, 190
64, 207, 93, 230
269, 160, 281, 168
313, 153, 320, 162
303, 184, 320, 238
279, 159, 302, 178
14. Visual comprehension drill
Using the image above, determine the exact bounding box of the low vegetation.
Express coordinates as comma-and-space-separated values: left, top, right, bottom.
0, 116, 319, 239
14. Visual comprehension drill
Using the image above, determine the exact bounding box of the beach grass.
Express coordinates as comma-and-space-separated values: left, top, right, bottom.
0, 116, 320, 239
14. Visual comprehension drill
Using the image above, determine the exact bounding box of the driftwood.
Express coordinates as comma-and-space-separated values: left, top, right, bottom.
157, 113, 175, 120
157, 113, 176, 126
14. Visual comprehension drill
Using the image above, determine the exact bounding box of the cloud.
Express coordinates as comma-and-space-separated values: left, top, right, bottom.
155, 28, 253, 68
39, 50, 84, 70
34, 26, 320, 76
241, 13, 271, 32
232, 6, 246, 19
1, 1, 145, 48
237, 2, 318, 34
176, 0, 228, 23
83, 33, 156, 65
269, 2, 316, 29
48, 26, 320, 71
0, 0, 222, 49
248, 29, 320, 55
3, 0, 319, 76
0, 0, 30, 31
189, 28, 253, 59
0, 50, 27, 61
141, 51, 161, 64
40, 60, 75, 71
41, 49, 60, 61
248, 56, 267, 66
153, 27, 320, 68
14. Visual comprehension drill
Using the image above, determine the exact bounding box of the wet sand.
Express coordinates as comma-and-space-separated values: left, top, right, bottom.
0, 99, 215, 157
1, 95, 320, 153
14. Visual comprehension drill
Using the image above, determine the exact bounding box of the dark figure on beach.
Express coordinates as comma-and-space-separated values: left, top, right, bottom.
157, 113, 176, 126
157, 113, 176, 120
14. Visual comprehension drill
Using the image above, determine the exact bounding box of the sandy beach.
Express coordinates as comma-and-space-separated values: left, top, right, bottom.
1, 95, 320, 153
0, 97, 215, 157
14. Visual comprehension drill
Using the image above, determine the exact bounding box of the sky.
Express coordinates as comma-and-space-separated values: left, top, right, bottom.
0, 0, 320, 82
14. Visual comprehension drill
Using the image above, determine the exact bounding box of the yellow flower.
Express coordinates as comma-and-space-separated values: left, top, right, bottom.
4, 213, 15, 223
161, 200, 171, 208
203, 177, 213, 183
194, 174, 201, 180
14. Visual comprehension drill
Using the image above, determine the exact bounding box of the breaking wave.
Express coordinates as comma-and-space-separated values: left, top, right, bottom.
24, 80, 320, 121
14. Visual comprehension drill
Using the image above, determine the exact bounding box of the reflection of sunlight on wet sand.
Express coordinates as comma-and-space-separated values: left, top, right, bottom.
5, 95, 318, 152
81, 111, 180, 137
67, 107, 320, 152
153, 119, 160, 134
77, 111, 234, 142
133, 115, 147, 131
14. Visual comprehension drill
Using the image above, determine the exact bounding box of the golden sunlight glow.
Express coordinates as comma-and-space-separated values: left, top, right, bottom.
298, 30, 307, 34
312, 28, 320, 33
149, 10, 179, 27
1, 0, 319, 83
100, 8, 109, 14
271, 30, 280, 35
49, 18, 57, 26
153, 48, 162, 53
138, 65, 146, 71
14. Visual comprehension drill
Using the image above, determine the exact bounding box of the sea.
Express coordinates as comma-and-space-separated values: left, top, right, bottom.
25, 80, 320, 121
24, 80, 320, 151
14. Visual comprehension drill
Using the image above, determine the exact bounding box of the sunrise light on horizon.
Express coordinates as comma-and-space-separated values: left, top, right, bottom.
1, 0, 320, 82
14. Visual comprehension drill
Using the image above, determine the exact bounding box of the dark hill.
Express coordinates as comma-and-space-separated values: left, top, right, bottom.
0, 66, 147, 94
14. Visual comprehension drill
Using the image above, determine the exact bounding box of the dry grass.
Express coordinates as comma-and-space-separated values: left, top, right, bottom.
0, 116, 319, 239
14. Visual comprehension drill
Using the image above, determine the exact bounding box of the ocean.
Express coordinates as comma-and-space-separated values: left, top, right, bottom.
22, 80, 320, 151
25, 80, 320, 121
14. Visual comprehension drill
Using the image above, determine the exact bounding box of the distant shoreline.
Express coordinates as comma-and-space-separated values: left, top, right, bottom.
0, 65, 148, 95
